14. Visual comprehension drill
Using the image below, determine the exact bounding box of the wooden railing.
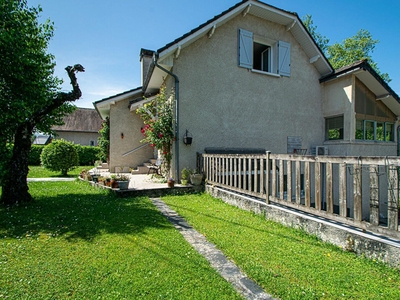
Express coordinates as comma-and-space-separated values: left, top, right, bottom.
203, 153, 400, 238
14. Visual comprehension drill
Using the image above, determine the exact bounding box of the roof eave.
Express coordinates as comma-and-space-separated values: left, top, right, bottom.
93, 87, 143, 119
155, 0, 332, 76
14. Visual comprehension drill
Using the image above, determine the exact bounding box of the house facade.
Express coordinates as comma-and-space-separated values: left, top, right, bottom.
93, 0, 400, 178
52, 108, 102, 146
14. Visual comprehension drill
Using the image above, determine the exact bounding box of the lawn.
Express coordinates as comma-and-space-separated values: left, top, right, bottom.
162, 193, 400, 300
0, 182, 242, 299
28, 165, 93, 178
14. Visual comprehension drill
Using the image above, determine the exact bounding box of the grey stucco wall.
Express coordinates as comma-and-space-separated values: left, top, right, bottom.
322, 76, 398, 156
169, 14, 325, 175
109, 97, 154, 172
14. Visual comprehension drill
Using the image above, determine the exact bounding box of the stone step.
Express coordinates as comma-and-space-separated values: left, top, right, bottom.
131, 165, 150, 174
96, 163, 109, 170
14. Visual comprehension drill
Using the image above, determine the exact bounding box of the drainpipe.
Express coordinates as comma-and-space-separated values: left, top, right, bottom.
153, 52, 180, 180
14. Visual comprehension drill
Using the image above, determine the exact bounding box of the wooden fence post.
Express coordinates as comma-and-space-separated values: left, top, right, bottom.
326, 162, 333, 214
296, 160, 301, 204
353, 164, 362, 222
265, 151, 270, 204
387, 165, 399, 230
304, 161, 310, 207
339, 163, 347, 217
315, 161, 321, 210
369, 165, 379, 226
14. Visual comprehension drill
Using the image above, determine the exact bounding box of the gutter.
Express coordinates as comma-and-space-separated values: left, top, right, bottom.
153, 52, 180, 180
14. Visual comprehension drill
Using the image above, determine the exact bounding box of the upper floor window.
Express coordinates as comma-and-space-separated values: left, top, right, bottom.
325, 116, 343, 140
238, 28, 291, 77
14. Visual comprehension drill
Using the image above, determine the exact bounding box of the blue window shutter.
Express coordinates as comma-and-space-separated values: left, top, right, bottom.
238, 28, 253, 69
278, 41, 290, 76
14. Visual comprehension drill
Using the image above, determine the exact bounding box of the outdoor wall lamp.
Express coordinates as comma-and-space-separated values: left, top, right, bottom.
121, 132, 124, 139
183, 129, 192, 146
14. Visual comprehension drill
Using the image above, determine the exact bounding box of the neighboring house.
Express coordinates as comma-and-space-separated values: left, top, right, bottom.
93, 0, 400, 178
52, 108, 102, 146
32, 133, 52, 145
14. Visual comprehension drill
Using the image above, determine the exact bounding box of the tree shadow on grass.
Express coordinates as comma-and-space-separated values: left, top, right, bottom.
0, 182, 171, 242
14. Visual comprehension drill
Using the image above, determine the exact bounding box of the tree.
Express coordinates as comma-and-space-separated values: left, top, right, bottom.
40, 139, 79, 176
302, 15, 390, 82
302, 14, 330, 53
98, 117, 110, 163
0, 0, 84, 206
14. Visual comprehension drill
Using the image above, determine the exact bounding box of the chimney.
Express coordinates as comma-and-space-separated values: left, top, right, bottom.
140, 48, 155, 87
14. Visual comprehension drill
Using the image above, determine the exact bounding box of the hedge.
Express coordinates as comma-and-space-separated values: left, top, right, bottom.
76, 146, 102, 165
22, 144, 101, 166
29, 145, 45, 165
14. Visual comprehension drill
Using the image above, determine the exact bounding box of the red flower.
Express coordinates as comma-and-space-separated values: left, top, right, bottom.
158, 133, 163, 138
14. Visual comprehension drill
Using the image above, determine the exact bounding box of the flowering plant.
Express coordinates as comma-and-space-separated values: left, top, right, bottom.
136, 85, 175, 178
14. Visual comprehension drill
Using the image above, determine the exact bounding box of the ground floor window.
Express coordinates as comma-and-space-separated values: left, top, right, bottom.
325, 116, 343, 140
355, 119, 394, 141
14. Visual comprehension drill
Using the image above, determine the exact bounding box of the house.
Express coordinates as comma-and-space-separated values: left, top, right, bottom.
51, 107, 102, 146
93, 0, 400, 178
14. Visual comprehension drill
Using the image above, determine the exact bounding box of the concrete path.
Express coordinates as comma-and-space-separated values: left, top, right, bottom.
151, 198, 276, 300
27, 178, 76, 182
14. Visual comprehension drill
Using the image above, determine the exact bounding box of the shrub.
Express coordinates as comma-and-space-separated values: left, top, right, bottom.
98, 117, 110, 163
29, 145, 44, 165
40, 139, 79, 176
76, 145, 101, 166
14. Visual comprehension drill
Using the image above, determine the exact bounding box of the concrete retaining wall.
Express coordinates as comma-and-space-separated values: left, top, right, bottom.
206, 185, 400, 268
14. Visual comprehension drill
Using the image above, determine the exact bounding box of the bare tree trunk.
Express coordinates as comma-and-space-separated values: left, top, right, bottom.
1, 123, 33, 205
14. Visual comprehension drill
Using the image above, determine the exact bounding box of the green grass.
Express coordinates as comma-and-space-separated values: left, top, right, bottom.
162, 193, 400, 300
0, 182, 242, 299
28, 165, 93, 178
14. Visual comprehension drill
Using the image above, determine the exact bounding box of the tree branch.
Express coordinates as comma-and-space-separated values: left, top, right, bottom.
33, 64, 85, 124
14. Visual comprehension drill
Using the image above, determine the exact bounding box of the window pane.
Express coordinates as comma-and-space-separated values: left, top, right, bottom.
326, 116, 343, 140
253, 42, 269, 71
365, 121, 375, 140
385, 123, 394, 141
376, 122, 384, 141
355, 119, 364, 140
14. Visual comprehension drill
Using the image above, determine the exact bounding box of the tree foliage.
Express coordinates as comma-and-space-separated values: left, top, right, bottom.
40, 139, 79, 176
302, 15, 330, 53
97, 117, 110, 163
0, 0, 84, 205
302, 15, 390, 82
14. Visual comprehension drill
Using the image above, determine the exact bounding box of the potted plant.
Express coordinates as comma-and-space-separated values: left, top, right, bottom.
110, 174, 118, 188
167, 178, 175, 188
181, 168, 190, 185
115, 174, 130, 190
190, 169, 203, 186
98, 176, 106, 186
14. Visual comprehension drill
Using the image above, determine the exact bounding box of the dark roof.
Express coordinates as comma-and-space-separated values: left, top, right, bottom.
52, 108, 103, 133
157, 0, 301, 54
320, 60, 400, 103
93, 86, 142, 105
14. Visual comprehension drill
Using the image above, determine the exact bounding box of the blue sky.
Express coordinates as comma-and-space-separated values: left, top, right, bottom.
29, 0, 400, 109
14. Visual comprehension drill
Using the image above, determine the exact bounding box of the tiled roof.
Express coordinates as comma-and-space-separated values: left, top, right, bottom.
52, 108, 103, 133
